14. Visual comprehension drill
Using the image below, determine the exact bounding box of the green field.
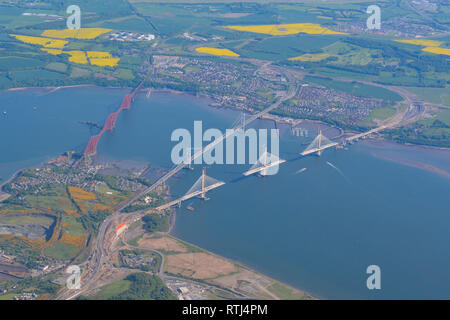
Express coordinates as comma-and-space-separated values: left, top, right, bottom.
267, 282, 311, 300
361, 106, 397, 126
45, 62, 68, 73
24, 193, 74, 212
304, 75, 403, 101
114, 68, 134, 80
234, 35, 342, 61
404, 87, 450, 107
0, 214, 54, 226
89, 279, 132, 300
87, 15, 153, 33
43, 241, 80, 260
70, 67, 91, 78
62, 215, 86, 237
322, 41, 376, 65
10, 70, 64, 81
0, 56, 44, 71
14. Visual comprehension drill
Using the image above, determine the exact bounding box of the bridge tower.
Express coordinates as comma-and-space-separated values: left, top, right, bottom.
243, 145, 286, 176
201, 167, 207, 200
301, 129, 337, 157
317, 129, 322, 156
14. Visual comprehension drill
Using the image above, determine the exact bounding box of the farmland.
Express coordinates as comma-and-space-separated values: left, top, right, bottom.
195, 47, 239, 57
0, 155, 161, 268
1, 0, 448, 90
224, 23, 348, 36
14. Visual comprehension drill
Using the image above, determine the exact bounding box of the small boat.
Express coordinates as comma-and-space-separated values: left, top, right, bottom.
2, 111, 6, 115
186, 206, 195, 211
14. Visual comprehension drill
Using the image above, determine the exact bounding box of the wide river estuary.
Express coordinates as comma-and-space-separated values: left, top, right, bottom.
1, 87, 449, 299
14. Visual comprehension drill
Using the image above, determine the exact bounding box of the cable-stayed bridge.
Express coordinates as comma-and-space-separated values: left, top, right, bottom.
301, 130, 338, 156
155, 167, 225, 211
243, 146, 286, 176
120, 83, 298, 209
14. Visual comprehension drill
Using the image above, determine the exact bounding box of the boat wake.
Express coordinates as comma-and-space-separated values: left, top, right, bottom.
326, 161, 350, 182
294, 167, 307, 175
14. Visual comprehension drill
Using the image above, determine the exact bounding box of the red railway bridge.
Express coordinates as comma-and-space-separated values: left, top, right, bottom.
84, 81, 144, 156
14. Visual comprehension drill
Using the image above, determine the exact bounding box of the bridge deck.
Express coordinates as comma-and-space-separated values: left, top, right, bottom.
301, 142, 338, 156
346, 125, 387, 142
243, 159, 286, 176
154, 182, 225, 211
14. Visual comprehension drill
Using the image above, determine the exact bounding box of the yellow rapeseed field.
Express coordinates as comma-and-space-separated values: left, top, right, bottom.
41, 28, 111, 39
195, 47, 240, 57
10, 34, 68, 48
41, 48, 63, 55
224, 23, 347, 36
87, 51, 112, 58
422, 46, 450, 56
289, 53, 331, 61
64, 51, 88, 64
87, 51, 120, 67
90, 57, 120, 67
395, 39, 443, 47
11, 31, 120, 68
68, 186, 96, 200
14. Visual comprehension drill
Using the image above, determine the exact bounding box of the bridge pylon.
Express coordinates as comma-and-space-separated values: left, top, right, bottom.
301, 129, 337, 157
243, 145, 286, 176
200, 167, 208, 200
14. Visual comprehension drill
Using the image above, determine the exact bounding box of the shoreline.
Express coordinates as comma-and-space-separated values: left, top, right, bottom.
166, 228, 320, 300
2, 83, 449, 152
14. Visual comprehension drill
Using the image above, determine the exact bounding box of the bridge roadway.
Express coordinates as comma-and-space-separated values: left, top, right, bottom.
300, 123, 389, 156
346, 125, 388, 142
301, 122, 396, 156
153, 182, 226, 211
243, 159, 286, 176
300, 142, 339, 156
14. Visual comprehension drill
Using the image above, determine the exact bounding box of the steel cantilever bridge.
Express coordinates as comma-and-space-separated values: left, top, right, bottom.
84, 81, 144, 155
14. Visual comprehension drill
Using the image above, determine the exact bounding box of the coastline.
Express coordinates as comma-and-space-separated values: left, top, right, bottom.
166, 226, 320, 300
3, 83, 449, 152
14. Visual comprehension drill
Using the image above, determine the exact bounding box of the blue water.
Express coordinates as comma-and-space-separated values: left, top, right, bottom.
1, 88, 450, 299
0, 87, 126, 180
